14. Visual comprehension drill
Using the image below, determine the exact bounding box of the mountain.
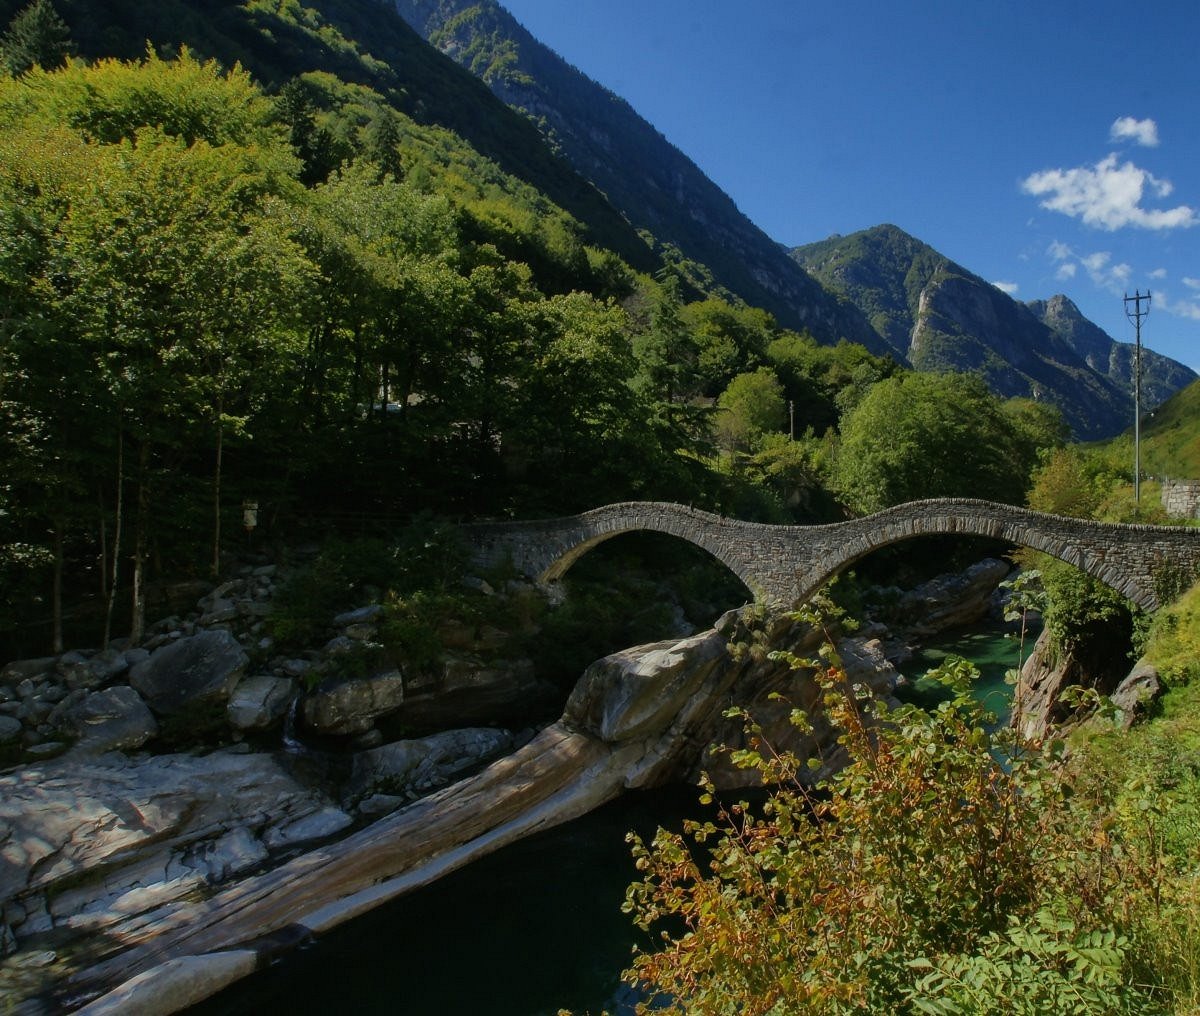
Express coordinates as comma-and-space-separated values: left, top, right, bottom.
5, 0, 656, 274
1027, 294, 1195, 413
790, 225, 1197, 439
390, 0, 887, 354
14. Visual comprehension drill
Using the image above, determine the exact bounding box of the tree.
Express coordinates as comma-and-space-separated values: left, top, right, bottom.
715, 368, 786, 455
833, 372, 1037, 514
0, 0, 71, 77
0, 53, 311, 641
364, 102, 404, 180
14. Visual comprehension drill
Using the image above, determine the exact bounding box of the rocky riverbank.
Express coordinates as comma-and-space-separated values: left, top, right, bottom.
0, 555, 1017, 1011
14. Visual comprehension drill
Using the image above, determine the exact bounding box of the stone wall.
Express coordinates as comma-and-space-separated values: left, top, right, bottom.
1162, 478, 1200, 520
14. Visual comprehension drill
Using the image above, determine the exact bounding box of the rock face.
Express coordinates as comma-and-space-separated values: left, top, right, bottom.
0, 747, 352, 952
129, 630, 248, 715
879, 558, 1011, 636
791, 225, 1196, 439
1110, 660, 1163, 730
391, 0, 885, 352
1010, 627, 1152, 741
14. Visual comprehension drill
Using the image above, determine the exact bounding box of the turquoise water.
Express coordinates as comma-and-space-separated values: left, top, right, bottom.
188, 622, 1020, 1016
898, 618, 1029, 728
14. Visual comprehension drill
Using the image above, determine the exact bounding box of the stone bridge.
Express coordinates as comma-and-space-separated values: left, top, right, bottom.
463, 499, 1200, 612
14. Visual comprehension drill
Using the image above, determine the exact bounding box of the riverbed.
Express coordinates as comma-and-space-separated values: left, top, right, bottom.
187, 621, 1020, 1016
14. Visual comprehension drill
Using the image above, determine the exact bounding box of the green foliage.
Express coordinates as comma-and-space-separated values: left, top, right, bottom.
714, 367, 786, 454
905, 913, 1151, 1015
619, 621, 1186, 1014
0, 0, 70, 76
380, 590, 476, 675
833, 372, 1048, 514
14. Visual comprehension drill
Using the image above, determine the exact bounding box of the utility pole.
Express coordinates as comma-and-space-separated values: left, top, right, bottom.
789, 400, 795, 440
1124, 289, 1151, 503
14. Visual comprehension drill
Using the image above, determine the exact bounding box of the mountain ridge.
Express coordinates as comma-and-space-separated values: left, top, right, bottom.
391, 0, 889, 354
791, 224, 1196, 439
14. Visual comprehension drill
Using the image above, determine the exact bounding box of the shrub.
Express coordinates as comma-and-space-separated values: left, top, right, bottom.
619, 611, 1165, 1014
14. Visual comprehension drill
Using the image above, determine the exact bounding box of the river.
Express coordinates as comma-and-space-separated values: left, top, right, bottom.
188, 620, 1020, 1016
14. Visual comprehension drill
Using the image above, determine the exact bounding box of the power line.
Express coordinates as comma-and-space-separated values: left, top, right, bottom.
1124, 289, 1151, 504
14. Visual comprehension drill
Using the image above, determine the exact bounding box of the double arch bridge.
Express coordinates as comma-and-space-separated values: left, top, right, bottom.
462, 499, 1200, 612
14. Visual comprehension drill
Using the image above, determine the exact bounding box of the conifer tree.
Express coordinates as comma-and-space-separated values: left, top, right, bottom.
0, 0, 72, 77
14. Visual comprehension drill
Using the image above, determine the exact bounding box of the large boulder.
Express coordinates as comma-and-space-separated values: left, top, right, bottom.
347, 727, 515, 802
1110, 659, 1163, 730
227, 676, 295, 732
129, 630, 248, 716
302, 669, 405, 736
63, 687, 158, 755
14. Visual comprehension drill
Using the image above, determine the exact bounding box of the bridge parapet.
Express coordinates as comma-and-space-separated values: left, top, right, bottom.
462, 499, 1200, 612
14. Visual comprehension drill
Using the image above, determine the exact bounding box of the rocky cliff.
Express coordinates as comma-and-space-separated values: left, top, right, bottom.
791, 225, 1197, 439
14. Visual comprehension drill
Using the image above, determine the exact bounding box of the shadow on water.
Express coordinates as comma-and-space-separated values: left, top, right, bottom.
185, 784, 703, 1016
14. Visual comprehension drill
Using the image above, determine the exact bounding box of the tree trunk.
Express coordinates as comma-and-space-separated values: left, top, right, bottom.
51, 523, 63, 654
130, 439, 149, 644
212, 391, 223, 578
104, 429, 124, 648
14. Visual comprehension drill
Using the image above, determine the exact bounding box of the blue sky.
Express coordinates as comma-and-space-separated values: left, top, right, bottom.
499, 0, 1200, 372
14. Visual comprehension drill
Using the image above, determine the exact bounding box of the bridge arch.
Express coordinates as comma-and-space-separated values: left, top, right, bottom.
462, 499, 1200, 613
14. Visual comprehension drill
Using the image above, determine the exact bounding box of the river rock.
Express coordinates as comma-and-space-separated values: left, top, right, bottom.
389, 657, 552, 734
227, 675, 295, 731
0, 715, 21, 743
0, 748, 348, 944
1110, 659, 1163, 730
348, 727, 515, 802
883, 558, 1012, 635
63, 687, 158, 755
302, 669, 405, 736
0, 657, 57, 684
129, 629, 248, 715
333, 604, 383, 627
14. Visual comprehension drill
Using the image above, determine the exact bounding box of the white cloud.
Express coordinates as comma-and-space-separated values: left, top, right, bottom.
1068, 250, 1133, 293
1149, 268, 1168, 279
1047, 240, 1074, 261
992, 280, 1019, 295
1020, 153, 1197, 230
1159, 291, 1200, 321
1056, 262, 1078, 280
1110, 116, 1160, 147
1183, 277, 1200, 290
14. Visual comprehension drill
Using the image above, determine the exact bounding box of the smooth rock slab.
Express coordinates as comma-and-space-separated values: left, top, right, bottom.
129, 629, 248, 715
77, 950, 259, 1016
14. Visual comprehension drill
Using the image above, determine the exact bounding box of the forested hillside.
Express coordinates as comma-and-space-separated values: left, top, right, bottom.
391, 0, 885, 352
792, 225, 1197, 439
0, 2, 1067, 660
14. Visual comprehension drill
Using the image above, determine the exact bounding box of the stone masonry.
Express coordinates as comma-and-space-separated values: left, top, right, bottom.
463, 498, 1200, 612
